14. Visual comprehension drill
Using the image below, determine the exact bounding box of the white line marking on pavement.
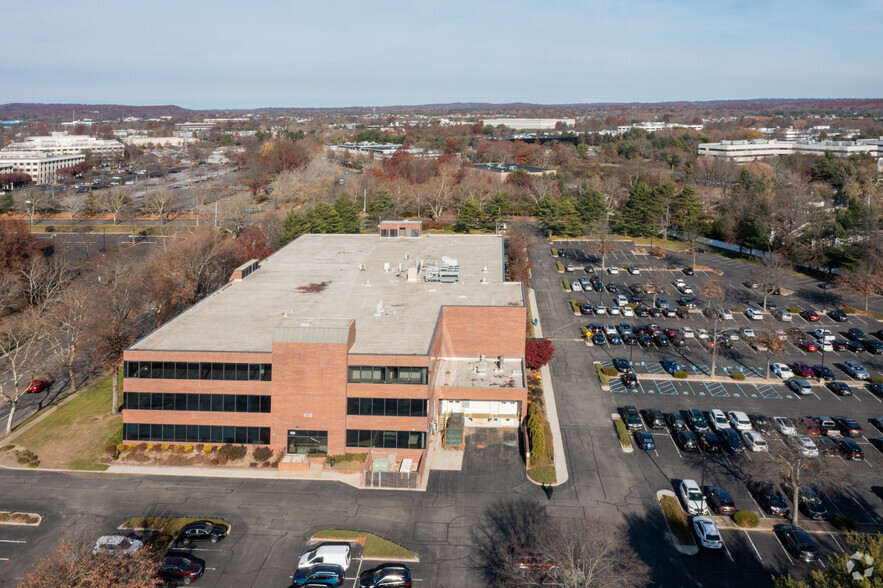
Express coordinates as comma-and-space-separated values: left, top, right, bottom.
0, 540, 26, 544
831, 534, 845, 553
743, 530, 763, 560
773, 532, 795, 566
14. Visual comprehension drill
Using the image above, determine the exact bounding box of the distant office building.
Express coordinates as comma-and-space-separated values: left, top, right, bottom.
698, 139, 880, 162
175, 122, 216, 137
0, 161, 14, 175
203, 117, 251, 124
325, 143, 439, 160
128, 137, 198, 147
0, 151, 85, 185
473, 162, 555, 180
2, 131, 124, 160
482, 118, 576, 130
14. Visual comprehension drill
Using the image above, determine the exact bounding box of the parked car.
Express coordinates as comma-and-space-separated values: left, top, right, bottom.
827, 381, 852, 396
608, 266, 619, 274
793, 486, 827, 520
94, 535, 144, 556
622, 406, 642, 430
592, 333, 606, 346
789, 435, 819, 457
780, 526, 819, 562
774, 310, 793, 322
675, 430, 699, 451
771, 363, 794, 379
787, 379, 813, 395
749, 413, 772, 434
813, 416, 840, 437
621, 372, 639, 389
720, 428, 745, 453
25, 378, 53, 393
833, 416, 862, 437
828, 309, 848, 322
832, 339, 849, 351
801, 309, 820, 321
661, 358, 681, 374
298, 545, 352, 571
742, 430, 768, 452
628, 266, 641, 275
745, 308, 763, 321
843, 360, 870, 380
754, 482, 790, 517
836, 438, 865, 460
698, 432, 722, 453
665, 412, 687, 431
798, 339, 820, 352
847, 328, 867, 341
612, 357, 632, 372
871, 417, 883, 433
634, 431, 656, 450
692, 517, 723, 550
818, 438, 839, 457
293, 564, 346, 586
862, 340, 883, 354
719, 308, 733, 320
687, 408, 710, 432
679, 479, 707, 514
708, 409, 731, 432
797, 416, 821, 436
156, 556, 204, 585
682, 266, 695, 275
358, 564, 413, 587
705, 487, 736, 515
811, 365, 835, 382
642, 409, 666, 429
792, 362, 814, 378
772, 417, 797, 436
727, 411, 752, 431
179, 521, 228, 545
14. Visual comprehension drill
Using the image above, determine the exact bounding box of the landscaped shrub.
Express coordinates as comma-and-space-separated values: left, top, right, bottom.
614, 419, 630, 447
563, 279, 571, 291
788, 307, 802, 314
601, 366, 619, 377
17, 457, 29, 465
526, 403, 546, 460
667, 264, 677, 270
137, 443, 147, 452
672, 370, 688, 379
732, 307, 744, 313
594, 363, 608, 386
870, 377, 883, 384
262, 461, 271, 467
219, 444, 247, 461
525, 338, 555, 369
204, 444, 213, 452
555, 261, 565, 272
105, 445, 119, 457
733, 511, 759, 528
0, 445, 13, 452
210, 458, 220, 466
831, 516, 857, 532
253, 447, 274, 462
731, 373, 746, 381
326, 453, 367, 464
841, 306, 857, 314
551, 248, 558, 257
116, 443, 125, 452
183, 445, 193, 453
195, 444, 204, 452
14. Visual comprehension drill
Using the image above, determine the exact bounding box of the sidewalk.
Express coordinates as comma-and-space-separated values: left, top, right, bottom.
528, 288, 569, 486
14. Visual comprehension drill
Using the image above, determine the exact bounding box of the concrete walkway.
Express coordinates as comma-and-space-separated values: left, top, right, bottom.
528, 288, 569, 486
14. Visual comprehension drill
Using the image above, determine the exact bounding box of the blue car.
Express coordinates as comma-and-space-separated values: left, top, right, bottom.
634, 431, 656, 450
607, 333, 622, 345
292, 564, 345, 586
661, 358, 681, 374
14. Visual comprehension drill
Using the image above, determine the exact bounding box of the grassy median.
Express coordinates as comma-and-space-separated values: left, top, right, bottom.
311, 530, 415, 559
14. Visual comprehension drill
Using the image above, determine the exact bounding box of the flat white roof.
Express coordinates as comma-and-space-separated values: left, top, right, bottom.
130, 233, 523, 355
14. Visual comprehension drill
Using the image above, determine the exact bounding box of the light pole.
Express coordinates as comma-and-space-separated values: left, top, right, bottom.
25, 200, 33, 227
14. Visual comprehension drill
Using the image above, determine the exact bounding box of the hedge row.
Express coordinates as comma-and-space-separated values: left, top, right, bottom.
673, 370, 688, 379
594, 363, 609, 386
614, 419, 630, 447
526, 402, 546, 461
563, 279, 571, 291
734, 510, 759, 528
551, 248, 558, 257
555, 261, 565, 272
569, 299, 581, 314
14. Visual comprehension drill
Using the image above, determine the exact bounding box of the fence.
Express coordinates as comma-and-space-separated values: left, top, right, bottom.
363, 470, 419, 489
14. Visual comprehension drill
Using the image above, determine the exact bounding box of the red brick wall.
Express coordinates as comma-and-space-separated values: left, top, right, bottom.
438, 306, 526, 358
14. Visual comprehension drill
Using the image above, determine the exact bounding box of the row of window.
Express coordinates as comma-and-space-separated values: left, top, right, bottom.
347, 366, 428, 385
345, 429, 426, 449
124, 424, 270, 445
346, 398, 427, 417
125, 361, 272, 382
123, 392, 271, 413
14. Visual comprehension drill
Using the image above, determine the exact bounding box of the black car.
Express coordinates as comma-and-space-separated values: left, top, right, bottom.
156, 556, 205, 584
869, 384, 883, 398
654, 333, 670, 347
621, 372, 639, 389
811, 365, 835, 382
642, 409, 666, 429
836, 438, 864, 460
674, 430, 698, 451
749, 414, 772, 434
676, 308, 690, 319
634, 324, 649, 336
871, 417, 883, 432
827, 381, 852, 396
589, 323, 604, 334
179, 521, 228, 545
833, 416, 862, 437
648, 307, 662, 318
622, 405, 642, 430
862, 340, 883, 354
719, 428, 745, 454
846, 340, 865, 353
698, 432, 722, 453
818, 438, 839, 457
665, 412, 687, 431
847, 328, 867, 341
683, 266, 695, 275
870, 438, 883, 453
359, 563, 412, 588
686, 408, 710, 432
592, 333, 606, 345
580, 303, 593, 315
780, 526, 819, 562
672, 335, 686, 348
793, 485, 827, 520
755, 482, 790, 517
635, 306, 650, 317
606, 283, 618, 293
828, 309, 848, 322
638, 334, 654, 347
622, 333, 638, 345
612, 357, 632, 372
705, 486, 736, 515
832, 339, 849, 351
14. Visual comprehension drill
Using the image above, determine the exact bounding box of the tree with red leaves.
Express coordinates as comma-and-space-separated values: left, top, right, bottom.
0, 219, 37, 272
57, 162, 93, 178
525, 338, 554, 369
0, 173, 32, 190
236, 225, 274, 261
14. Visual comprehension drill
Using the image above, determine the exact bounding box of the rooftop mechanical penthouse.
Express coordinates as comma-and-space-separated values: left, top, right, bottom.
122, 221, 527, 477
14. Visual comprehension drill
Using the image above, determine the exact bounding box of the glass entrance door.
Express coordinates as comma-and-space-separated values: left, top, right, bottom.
287, 430, 328, 454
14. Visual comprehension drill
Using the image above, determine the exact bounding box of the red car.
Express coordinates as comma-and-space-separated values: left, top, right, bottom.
798, 340, 819, 352
156, 556, 204, 584
801, 309, 820, 321
792, 362, 814, 377
26, 378, 53, 393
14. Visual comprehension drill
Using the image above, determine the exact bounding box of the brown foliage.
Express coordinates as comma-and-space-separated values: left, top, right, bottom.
20, 536, 161, 588
235, 225, 274, 261
0, 218, 37, 272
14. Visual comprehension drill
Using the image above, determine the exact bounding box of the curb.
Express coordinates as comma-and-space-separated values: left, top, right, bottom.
0, 512, 42, 526
612, 415, 633, 453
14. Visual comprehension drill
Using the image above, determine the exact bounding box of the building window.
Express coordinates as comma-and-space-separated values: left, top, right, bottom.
380, 229, 388, 237
123, 392, 270, 413
411, 229, 419, 237
345, 429, 425, 449
124, 423, 270, 445
287, 430, 327, 454
125, 361, 271, 381
346, 398, 427, 417
347, 366, 427, 385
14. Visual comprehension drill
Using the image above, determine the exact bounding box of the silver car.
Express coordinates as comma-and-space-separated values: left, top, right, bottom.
789, 435, 819, 457
742, 430, 768, 452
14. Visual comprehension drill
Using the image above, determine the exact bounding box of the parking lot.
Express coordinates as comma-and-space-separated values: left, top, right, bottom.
540, 238, 883, 585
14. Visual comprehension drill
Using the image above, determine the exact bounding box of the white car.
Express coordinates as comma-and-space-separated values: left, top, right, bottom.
696, 328, 709, 340
681, 327, 695, 338
594, 305, 607, 315
603, 324, 617, 335
812, 328, 834, 342
789, 435, 819, 457
727, 411, 752, 431
774, 310, 793, 322
772, 416, 797, 436
740, 327, 755, 339
94, 536, 144, 556
771, 363, 794, 379
680, 284, 694, 295
692, 517, 723, 550
742, 430, 768, 451
616, 294, 629, 306
571, 281, 582, 292
719, 309, 733, 320
621, 306, 634, 317
815, 338, 833, 352
709, 409, 731, 432
673, 278, 686, 288
608, 305, 621, 315
679, 479, 707, 515
608, 266, 620, 274
628, 266, 640, 275
745, 308, 763, 320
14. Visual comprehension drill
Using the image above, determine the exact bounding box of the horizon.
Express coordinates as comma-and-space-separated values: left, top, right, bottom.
3, 1, 881, 109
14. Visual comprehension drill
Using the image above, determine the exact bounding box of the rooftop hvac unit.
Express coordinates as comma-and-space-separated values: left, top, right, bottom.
359, 264, 366, 272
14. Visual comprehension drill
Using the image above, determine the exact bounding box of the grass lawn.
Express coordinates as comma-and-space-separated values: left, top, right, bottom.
12, 372, 123, 471
311, 530, 415, 559
659, 495, 694, 545
527, 466, 556, 484
121, 516, 230, 549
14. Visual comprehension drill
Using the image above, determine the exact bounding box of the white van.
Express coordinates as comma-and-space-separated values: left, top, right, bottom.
298, 545, 352, 571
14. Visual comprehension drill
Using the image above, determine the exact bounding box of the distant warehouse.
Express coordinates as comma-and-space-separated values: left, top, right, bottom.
121, 221, 527, 484
698, 138, 881, 163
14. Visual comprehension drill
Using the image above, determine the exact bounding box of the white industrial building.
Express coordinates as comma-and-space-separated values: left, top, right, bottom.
0, 151, 85, 185
482, 118, 576, 130
2, 132, 124, 160
325, 143, 439, 160
698, 139, 880, 162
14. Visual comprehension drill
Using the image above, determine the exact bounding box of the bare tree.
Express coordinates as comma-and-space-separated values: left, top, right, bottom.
0, 311, 44, 434
701, 279, 726, 379
57, 191, 85, 232
756, 252, 790, 311
95, 187, 133, 225
15, 190, 50, 227
756, 330, 786, 380
588, 217, 617, 272
424, 161, 460, 220
837, 257, 883, 312
19, 535, 161, 588
48, 281, 95, 395
142, 190, 174, 224
268, 158, 337, 209
19, 255, 73, 314
190, 187, 212, 227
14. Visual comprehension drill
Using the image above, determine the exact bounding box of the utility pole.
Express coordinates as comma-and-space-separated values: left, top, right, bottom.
363, 188, 367, 214
214, 201, 218, 228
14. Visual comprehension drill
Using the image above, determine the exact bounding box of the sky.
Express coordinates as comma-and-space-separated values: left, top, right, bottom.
2, 0, 881, 109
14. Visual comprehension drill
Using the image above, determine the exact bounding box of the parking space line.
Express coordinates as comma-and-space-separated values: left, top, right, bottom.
773, 532, 795, 566
741, 529, 763, 561
830, 534, 845, 553
707, 381, 729, 398
756, 384, 783, 400
656, 380, 680, 396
